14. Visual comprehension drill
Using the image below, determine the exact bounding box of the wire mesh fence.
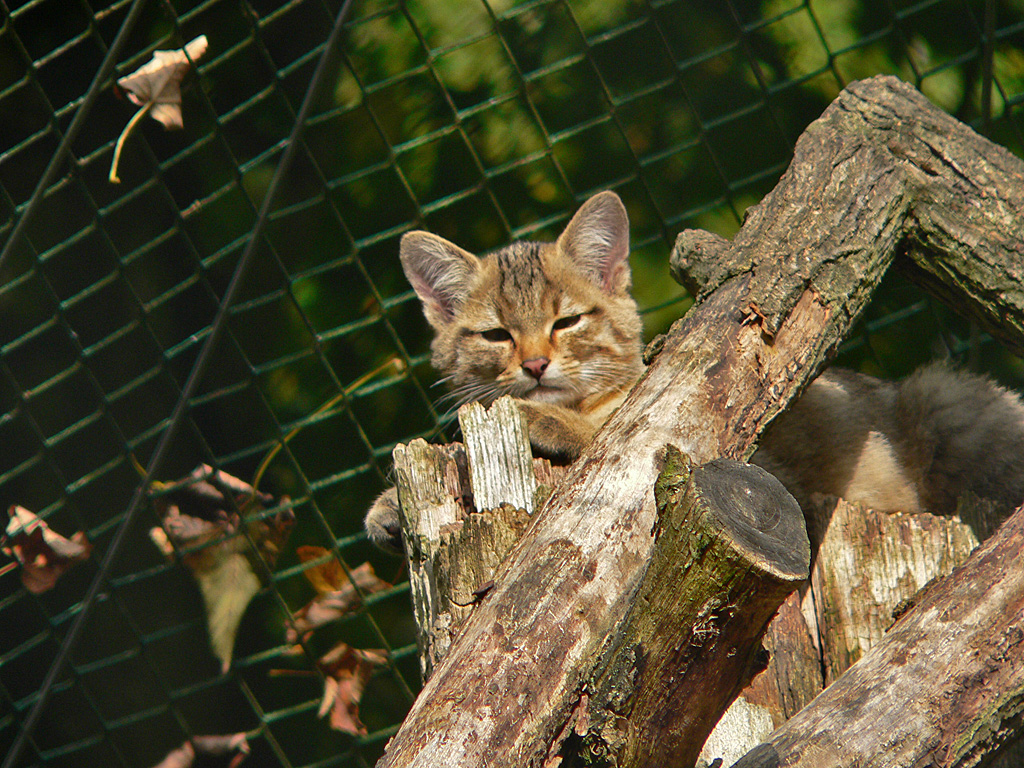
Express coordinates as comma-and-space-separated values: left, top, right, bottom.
1, 0, 1023, 766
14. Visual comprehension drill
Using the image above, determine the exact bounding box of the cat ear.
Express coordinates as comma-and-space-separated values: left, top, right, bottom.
556, 191, 631, 293
399, 231, 480, 328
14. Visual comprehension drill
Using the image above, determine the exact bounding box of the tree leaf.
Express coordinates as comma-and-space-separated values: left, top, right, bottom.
117, 35, 208, 129
296, 545, 344, 595
316, 643, 388, 735
1, 505, 91, 594
149, 465, 294, 672
287, 556, 390, 643
150, 733, 249, 768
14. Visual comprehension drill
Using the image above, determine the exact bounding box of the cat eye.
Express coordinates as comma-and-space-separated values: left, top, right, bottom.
552, 314, 584, 332
479, 328, 513, 343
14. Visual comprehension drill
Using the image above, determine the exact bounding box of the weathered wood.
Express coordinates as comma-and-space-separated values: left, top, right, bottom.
379, 76, 1024, 768
582, 448, 808, 768
680, 73, 1024, 767
392, 439, 473, 678
460, 398, 538, 514
733, 503, 1024, 768
394, 398, 566, 679
808, 496, 980, 685
699, 489, 992, 762
379, 275, 851, 768
703, 496, 995, 763
697, 584, 825, 768
671, 79, 1024, 357
741, 591, 822, 728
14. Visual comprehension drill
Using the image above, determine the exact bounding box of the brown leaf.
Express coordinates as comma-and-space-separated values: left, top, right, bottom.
150, 733, 249, 768
316, 643, 388, 735
286, 559, 390, 643
149, 465, 294, 671
296, 546, 344, 594
150, 742, 194, 768
118, 35, 208, 129
1, 506, 91, 594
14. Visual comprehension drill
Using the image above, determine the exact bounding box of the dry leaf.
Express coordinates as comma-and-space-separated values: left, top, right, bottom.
149, 465, 293, 672
295, 545, 344, 595
1, 505, 91, 593
110, 35, 208, 183
286, 548, 390, 643
150, 733, 249, 768
118, 35, 208, 129
316, 643, 388, 735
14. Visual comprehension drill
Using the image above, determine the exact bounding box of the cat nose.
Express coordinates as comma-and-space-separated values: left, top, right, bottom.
522, 357, 550, 380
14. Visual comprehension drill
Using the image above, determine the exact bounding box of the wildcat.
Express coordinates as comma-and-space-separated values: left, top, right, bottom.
365, 191, 1024, 552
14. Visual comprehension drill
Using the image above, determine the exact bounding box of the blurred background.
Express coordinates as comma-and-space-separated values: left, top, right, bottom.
1, 0, 1023, 766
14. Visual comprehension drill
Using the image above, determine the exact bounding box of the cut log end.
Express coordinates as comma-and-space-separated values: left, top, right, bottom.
697, 458, 810, 583
586, 448, 810, 766
658, 447, 810, 584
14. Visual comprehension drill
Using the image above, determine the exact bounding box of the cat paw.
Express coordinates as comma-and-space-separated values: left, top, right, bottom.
364, 487, 404, 554
516, 400, 588, 463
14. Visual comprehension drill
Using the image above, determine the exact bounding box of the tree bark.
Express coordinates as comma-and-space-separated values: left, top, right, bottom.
396, 408, 811, 768
391, 438, 473, 679
733, 502, 1024, 768
582, 448, 808, 768
393, 399, 564, 679
703, 497, 1024, 767
379, 75, 1024, 768
377, 248, 856, 768
671, 78, 1024, 356
697, 587, 823, 767
690, 74, 1024, 766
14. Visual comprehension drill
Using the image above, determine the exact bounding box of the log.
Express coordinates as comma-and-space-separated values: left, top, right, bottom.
807, 496, 979, 685
732, 502, 1024, 768
697, 462, 1015, 765
398, 412, 810, 767
742, 590, 822, 727
671, 78, 1024, 356
583, 448, 808, 767
393, 398, 565, 679
696, 547, 824, 766
378, 76, 1024, 768
680, 74, 1024, 766
391, 439, 473, 678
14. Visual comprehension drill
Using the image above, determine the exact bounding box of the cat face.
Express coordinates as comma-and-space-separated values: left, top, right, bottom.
399, 191, 644, 410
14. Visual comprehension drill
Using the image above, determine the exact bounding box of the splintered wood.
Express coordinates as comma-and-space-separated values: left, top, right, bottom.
393, 397, 563, 679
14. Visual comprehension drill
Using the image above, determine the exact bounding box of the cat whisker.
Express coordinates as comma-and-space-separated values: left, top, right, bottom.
580, 359, 638, 384
438, 383, 489, 406
439, 380, 509, 414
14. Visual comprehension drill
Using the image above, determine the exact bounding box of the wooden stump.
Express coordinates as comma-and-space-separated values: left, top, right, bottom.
393, 397, 564, 679
808, 496, 980, 684
699, 498, 984, 764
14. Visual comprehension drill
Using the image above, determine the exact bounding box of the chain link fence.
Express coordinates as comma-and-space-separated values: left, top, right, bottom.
1, 0, 1023, 766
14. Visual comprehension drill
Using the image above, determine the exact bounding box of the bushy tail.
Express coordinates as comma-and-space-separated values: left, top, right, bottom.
896, 362, 1024, 518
